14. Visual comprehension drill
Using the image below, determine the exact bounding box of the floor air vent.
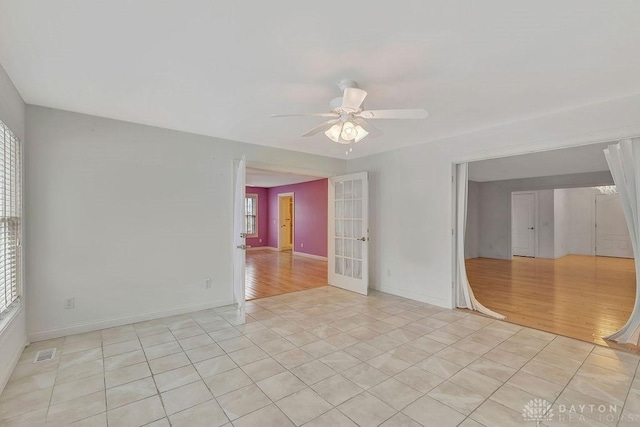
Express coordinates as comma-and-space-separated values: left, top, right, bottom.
33, 348, 56, 363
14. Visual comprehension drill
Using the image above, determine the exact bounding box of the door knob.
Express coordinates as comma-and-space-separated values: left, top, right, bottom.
236, 245, 247, 250
357, 237, 367, 242
528, 227, 535, 230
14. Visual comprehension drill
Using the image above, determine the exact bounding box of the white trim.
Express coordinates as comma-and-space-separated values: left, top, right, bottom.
0, 300, 22, 336
277, 192, 295, 251
245, 161, 336, 179
370, 283, 451, 309
451, 129, 640, 164
28, 298, 234, 342
293, 251, 328, 261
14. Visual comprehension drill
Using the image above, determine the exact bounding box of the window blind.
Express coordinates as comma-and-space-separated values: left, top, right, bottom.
0, 120, 21, 317
245, 195, 257, 236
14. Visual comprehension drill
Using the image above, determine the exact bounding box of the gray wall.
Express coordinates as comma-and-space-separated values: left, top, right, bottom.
467, 171, 614, 260
0, 63, 27, 394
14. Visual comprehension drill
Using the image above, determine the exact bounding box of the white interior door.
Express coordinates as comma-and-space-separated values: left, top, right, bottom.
512, 192, 536, 257
233, 157, 246, 322
596, 193, 634, 258
329, 172, 368, 295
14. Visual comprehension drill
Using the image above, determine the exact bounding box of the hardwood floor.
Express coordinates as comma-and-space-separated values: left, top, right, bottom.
466, 255, 637, 349
245, 249, 328, 300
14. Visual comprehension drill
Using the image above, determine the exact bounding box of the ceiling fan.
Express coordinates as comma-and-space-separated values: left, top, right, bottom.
272, 80, 429, 145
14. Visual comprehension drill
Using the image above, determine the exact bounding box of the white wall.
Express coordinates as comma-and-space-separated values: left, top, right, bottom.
554, 187, 602, 256
346, 93, 640, 308
554, 189, 571, 258
536, 190, 556, 259
25, 106, 346, 341
0, 63, 27, 393
465, 181, 480, 259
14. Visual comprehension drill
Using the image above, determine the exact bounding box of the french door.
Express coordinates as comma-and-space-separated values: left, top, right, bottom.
328, 172, 369, 295
233, 157, 246, 322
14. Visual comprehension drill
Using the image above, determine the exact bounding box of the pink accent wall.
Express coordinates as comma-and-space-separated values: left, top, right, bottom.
267, 179, 328, 257
245, 186, 269, 248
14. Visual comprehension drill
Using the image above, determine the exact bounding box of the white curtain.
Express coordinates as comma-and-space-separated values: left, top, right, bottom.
455, 163, 506, 319
604, 139, 640, 345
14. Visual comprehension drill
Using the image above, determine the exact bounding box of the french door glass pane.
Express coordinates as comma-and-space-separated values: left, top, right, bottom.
344, 239, 353, 258
344, 200, 353, 218
335, 257, 343, 274
335, 238, 343, 256
354, 200, 362, 218
353, 240, 362, 260
353, 260, 362, 279
353, 220, 362, 238
335, 220, 343, 237
344, 258, 353, 277
353, 179, 362, 199
344, 181, 353, 199
335, 201, 343, 218
335, 182, 344, 199
344, 220, 352, 238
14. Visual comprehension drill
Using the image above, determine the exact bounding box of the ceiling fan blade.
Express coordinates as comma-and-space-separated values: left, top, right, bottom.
357, 109, 429, 119
271, 113, 339, 118
301, 119, 340, 137
341, 88, 368, 111
352, 118, 383, 138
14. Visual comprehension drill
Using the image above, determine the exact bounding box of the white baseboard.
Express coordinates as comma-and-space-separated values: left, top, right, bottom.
370, 283, 451, 309
293, 251, 328, 261
28, 298, 235, 342
247, 246, 278, 252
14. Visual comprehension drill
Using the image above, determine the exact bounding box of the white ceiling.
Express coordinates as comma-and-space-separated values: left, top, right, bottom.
1, 1, 640, 159
468, 141, 611, 182
246, 168, 323, 188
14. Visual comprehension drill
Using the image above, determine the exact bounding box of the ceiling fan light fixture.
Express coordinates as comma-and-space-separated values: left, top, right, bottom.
340, 121, 357, 141
353, 125, 368, 142
324, 124, 342, 142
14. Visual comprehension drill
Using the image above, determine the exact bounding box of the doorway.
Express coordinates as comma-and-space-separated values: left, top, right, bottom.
243, 167, 329, 300
278, 193, 294, 251
457, 141, 637, 347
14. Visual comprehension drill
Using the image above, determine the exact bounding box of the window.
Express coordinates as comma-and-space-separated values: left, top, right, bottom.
0, 120, 21, 317
245, 194, 258, 237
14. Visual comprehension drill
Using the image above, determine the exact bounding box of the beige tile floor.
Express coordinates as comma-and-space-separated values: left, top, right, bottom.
1, 286, 640, 426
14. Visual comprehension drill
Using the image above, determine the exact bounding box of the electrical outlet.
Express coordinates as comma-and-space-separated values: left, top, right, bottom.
204, 278, 212, 289
64, 297, 75, 309
259, 239, 262, 243
301, 243, 304, 248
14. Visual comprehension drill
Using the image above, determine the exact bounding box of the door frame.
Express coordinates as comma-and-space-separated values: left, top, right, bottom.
277, 192, 295, 251
510, 191, 538, 258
